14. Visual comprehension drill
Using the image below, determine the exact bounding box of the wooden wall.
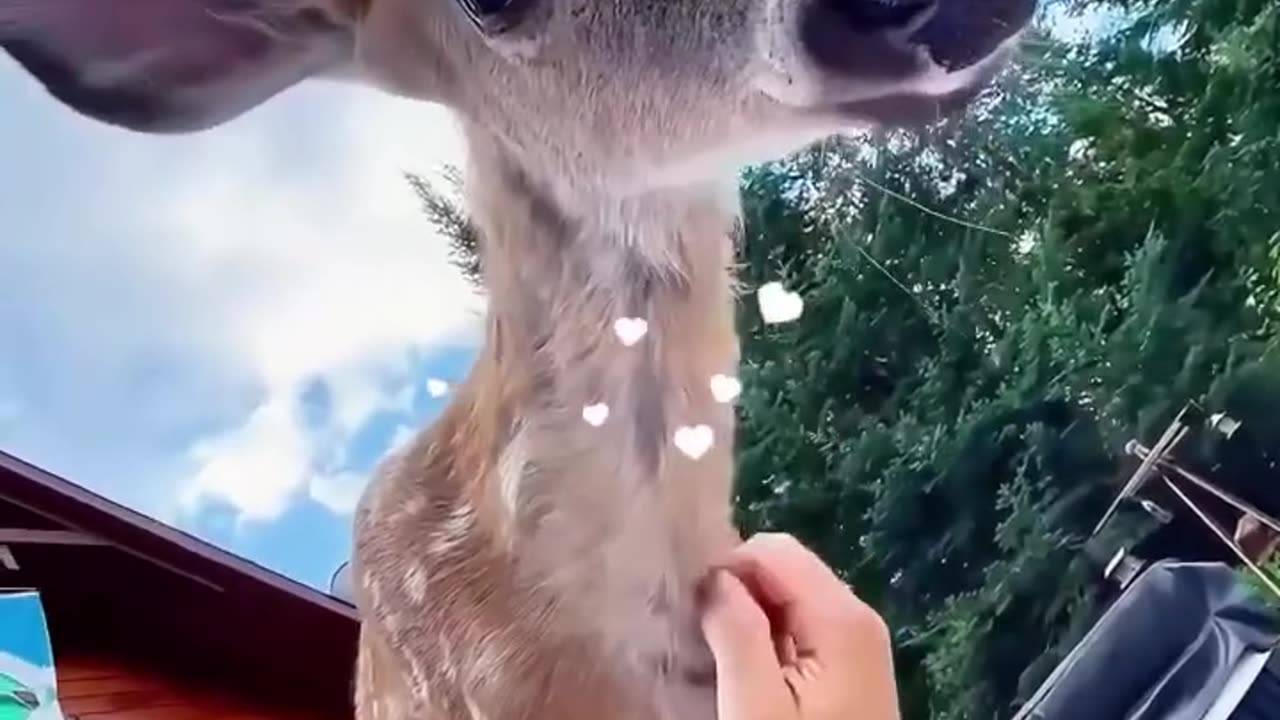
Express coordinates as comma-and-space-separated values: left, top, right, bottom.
55, 654, 315, 720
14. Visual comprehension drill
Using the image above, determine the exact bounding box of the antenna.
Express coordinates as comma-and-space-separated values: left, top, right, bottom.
329, 559, 354, 603
1095, 402, 1280, 601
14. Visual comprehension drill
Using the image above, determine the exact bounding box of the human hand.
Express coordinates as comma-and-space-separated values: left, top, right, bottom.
698, 532, 900, 720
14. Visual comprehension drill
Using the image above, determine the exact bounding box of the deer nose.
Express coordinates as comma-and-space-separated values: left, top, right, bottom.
799, 0, 1035, 79
824, 0, 937, 34
799, 0, 936, 81
910, 0, 1038, 70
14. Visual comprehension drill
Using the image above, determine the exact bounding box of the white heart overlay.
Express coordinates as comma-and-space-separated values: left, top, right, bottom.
757, 282, 804, 324
613, 317, 650, 346
674, 424, 715, 460
709, 374, 742, 404
582, 403, 610, 427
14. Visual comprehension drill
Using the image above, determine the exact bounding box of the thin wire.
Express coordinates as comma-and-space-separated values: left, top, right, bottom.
793, 142, 1012, 327
849, 242, 940, 326
852, 170, 1018, 240
761, 148, 941, 328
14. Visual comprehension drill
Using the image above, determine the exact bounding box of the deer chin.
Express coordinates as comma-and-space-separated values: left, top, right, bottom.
829, 84, 987, 128
759, 28, 1020, 130
823, 49, 1010, 128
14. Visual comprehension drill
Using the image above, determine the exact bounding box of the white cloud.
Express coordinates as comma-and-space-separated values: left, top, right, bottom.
182, 394, 311, 521
307, 420, 419, 518
308, 470, 370, 516
149, 86, 482, 387
0, 60, 484, 528
164, 88, 484, 523
178, 360, 420, 522
388, 424, 418, 455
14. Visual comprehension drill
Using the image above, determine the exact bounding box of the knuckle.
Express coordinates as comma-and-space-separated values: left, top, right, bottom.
843, 601, 891, 642
831, 593, 875, 624
750, 531, 805, 557
868, 610, 892, 642
748, 531, 789, 548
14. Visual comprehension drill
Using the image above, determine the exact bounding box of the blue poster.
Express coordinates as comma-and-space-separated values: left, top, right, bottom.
0, 592, 65, 720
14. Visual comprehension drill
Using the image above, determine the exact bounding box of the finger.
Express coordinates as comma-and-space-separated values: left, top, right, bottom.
719, 561, 797, 666
724, 533, 856, 653
699, 570, 795, 719
775, 632, 798, 666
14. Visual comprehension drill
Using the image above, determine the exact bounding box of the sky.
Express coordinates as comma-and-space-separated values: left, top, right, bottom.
0, 56, 484, 592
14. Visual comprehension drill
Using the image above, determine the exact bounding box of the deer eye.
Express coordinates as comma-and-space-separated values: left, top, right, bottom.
462, 0, 511, 14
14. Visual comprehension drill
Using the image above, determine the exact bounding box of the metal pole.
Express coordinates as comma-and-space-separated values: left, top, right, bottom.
1091, 408, 1192, 537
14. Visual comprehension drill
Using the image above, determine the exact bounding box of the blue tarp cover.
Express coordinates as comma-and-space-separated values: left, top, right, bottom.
0, 591, 66, 720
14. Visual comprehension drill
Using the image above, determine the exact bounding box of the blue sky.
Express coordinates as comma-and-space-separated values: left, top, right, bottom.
0, 56, 484, 592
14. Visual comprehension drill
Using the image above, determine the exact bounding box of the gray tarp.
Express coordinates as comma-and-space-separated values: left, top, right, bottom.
1015, 561, 1279, 720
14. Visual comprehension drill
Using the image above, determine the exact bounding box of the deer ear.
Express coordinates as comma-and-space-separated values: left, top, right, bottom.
0, 0, 355, 133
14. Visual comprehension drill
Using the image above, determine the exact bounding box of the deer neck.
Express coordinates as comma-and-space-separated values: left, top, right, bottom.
461, 133, 742, 673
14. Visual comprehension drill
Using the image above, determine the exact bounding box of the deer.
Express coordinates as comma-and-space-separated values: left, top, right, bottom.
1, 0, 1036, 718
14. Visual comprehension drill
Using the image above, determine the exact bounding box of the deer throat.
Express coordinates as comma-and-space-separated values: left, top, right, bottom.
465, 138, 744, 698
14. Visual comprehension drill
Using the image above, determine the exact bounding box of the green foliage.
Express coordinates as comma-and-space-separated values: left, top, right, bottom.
406, 167, 484, 292
1242, 556, 1280, 613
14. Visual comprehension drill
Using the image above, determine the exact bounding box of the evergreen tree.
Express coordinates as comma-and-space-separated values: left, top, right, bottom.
407, 167, 484, 292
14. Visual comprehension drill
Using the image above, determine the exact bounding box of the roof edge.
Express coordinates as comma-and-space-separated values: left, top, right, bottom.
0, 449, 359, 621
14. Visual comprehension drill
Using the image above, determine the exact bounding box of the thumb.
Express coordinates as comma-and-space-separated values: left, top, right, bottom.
700, 570, 795, 720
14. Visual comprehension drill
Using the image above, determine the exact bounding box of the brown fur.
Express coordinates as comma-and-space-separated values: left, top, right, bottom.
352, 124, 742, 720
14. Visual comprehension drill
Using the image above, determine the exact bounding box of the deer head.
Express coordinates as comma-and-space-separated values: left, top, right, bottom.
2, 1, 1036, 718
1, 0, 1032, 200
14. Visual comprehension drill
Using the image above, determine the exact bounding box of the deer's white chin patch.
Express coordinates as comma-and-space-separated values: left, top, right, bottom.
753, 26, 1024, 117
906, 33, 1024, 98
639, 123, 867, 194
